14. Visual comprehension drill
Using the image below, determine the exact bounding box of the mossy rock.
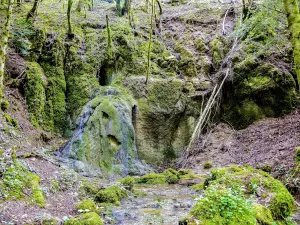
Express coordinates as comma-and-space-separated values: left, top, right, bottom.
65, 212, 103, 225
200, 165, 295, 223
0, 99, 10, 111
120, 176, 135, 191
136, 173, 167, 185
223, 54, 298, 129
76, 200, 97, 213
189, 185, 256, 225
163, 168, 180, 184
253, 204, 274, 225
94, 186, 128, 205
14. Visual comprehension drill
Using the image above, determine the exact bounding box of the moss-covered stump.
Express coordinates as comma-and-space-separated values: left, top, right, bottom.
182, 165, 296, 225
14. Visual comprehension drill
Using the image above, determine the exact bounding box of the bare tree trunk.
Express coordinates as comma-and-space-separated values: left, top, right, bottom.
284, 0, 300, 92
145, 0, 155, 84
0, 0, 13, 100
67, 0, 73, 35
26, 0, 39, 20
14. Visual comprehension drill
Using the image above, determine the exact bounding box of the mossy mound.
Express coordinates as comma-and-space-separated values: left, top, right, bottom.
76, 199, 97, 213
64, 212, 103, 225
0, 160, 46, 207
136, 168, 199, 185
120, 176, 135, 191
94, 185, 128, 205
183, 165, 295, 225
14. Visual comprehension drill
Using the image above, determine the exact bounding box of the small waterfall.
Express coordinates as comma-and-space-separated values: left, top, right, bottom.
59, 105, 93, 157
58, 86, 120, 158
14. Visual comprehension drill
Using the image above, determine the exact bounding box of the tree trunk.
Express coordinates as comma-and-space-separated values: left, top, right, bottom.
145, 0, 155, 84
26, 0, 39, 20
0, 0, 13, 99
67, 0, 73, 35
284, 0, 300, 92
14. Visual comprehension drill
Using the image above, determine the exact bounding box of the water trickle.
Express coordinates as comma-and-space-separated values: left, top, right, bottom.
106, 185, 197, 225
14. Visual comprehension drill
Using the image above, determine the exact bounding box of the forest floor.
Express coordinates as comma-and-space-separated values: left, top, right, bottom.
184, 108, 300, 179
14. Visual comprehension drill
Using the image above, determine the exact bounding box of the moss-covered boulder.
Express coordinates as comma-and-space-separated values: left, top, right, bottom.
94, 185, 128, 205
223, 60, 298, 129
183, 165, 295, 224
62, 87, 148, 176
65, 212, 103, 225
125, 77, 203, 166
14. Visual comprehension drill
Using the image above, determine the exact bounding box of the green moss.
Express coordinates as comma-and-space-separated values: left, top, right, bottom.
0, 99, 10, 111
30, 174, 46, 208
295, 147, 300, 165
209, 35, 227, 68
76, 199, 97, 212
81, 182, 98, 196
95, 186, 128, 204
253, 204, 274, 225
199, 165, 295, 223
269, 192, 294, 220
203, 161, 213, 169
175, 43, 197, 77
194, 38, 208, 53
24, 62, 47, 128
190, 183, 204, 192
163, 168, 180, 184
190, 185, 256, 225
65, 212, 103, 225
4, 113, 18, 128
132, 189, 148, 197
1, 161, 45, 207
121, 176, 134, 191
136, 173, 167, 185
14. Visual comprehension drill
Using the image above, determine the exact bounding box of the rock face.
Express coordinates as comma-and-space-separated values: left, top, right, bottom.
61, 87, 149, 177
124, 77, 211, 166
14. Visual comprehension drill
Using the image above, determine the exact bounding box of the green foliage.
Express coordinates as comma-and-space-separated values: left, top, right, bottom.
76, 199, 97, 213
203, 161, 213, 169
4, 113, 18, 127
190, 185, 256, 225
163, 168, 180, 184
1, 161, 45, 207
0, 99, 10, 111
64, 212, 103, 225
295, 147, 300, 165
11, 18, 35, 57
95, 186, 128, 204
136, 173, 167, 185
121, 176, 134, 191
198, 166, 295, 224
253, 204, 274, 225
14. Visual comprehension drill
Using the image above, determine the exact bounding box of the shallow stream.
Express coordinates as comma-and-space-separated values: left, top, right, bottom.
106, 184, 198, 225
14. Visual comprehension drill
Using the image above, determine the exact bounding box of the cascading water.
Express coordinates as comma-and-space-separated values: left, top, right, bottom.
57, 86, 150, 177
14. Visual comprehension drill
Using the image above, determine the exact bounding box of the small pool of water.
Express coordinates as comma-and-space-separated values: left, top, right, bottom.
105, 184, 198, 225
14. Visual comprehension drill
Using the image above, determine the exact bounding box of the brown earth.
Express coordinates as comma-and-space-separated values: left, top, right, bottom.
182, 108, 300, 176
